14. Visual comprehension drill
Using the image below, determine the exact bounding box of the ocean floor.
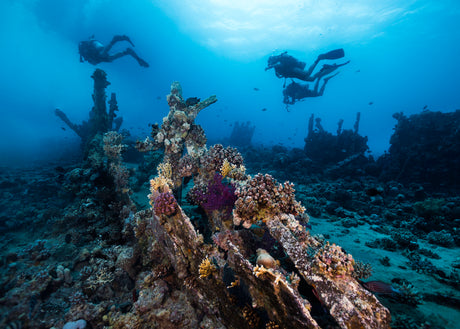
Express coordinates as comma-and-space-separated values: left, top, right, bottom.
307, 213, 460, 329
0, 159, 459, 328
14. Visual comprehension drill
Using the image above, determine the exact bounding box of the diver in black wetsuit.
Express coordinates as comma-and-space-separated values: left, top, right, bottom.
78, 35, 149, 67
283, 72, 339, 106
265, 49, 348, 83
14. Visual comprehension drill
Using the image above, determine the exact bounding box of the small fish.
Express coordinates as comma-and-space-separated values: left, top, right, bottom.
61, 127, 66, 131
253, 87, 260, 91
368, 102, 373, 105
156, 96, 161, 100
355, 69, 360, 73
360, 281, 400, 294
423, 105, 428, 109
261, 108, 267, 112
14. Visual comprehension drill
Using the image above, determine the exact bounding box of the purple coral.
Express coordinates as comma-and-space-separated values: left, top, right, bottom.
153, 192, 178, 216
187, 173, 237, 219
202, 173, 237, 216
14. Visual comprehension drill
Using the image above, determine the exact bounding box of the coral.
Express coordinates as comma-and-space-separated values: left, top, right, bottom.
234, 173, 305, 228
103, 131, 126, 160
124, 82, 391, 329
153, 192, 178, 217
103, 132, 130, 193
202, 174, 236, 212
211, 230, 243, 252
157, 162, 173, 180
413, 198, 446, 219
426, 230, 455, 247
353, 260, 373, 280
198, 144, 245, 184
178, 154, 198, 178
220, 158, 246, 181
393, 281, 423, 306
116, 246, 139, 279
149, 162, 174, 203
187, 173, 237, 231
220, 158, 234, 178
198, 257, 217, 279
186, 184, 208, 206
136, 81, 217, 189
312, 242, 355, 277
256, 248, 277, 269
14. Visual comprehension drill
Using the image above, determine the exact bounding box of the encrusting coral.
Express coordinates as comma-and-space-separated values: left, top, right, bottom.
233, 173, 305, 228
136, 81, 217, 189
127, 81, 391, 328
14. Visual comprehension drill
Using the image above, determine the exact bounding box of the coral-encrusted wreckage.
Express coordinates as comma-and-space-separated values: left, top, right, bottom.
3, 69, 460, 328
119, 81, 391, 328
378, 110, 460, 189
55, 69, 123, 158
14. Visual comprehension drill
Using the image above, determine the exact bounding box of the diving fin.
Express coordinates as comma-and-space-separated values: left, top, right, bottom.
318, 48, 345, 60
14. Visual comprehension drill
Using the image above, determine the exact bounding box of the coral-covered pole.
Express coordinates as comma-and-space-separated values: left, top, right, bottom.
143, 81, 217, 189
89, 69, 111, 134
307, 114, 314, 139
354, 111, 361, 134
337, 118, 344, 135
108, 92, 120, 130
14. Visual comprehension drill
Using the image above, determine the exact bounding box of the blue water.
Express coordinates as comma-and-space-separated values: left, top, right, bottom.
1, 0, 459, 165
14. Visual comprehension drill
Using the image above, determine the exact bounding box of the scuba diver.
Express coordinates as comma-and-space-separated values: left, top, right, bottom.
78, 35, 149, 67
266, 48, 348, 85
283, 72, 339, 107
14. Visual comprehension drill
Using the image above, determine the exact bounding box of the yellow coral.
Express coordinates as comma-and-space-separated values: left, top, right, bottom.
148, 175, 173, 207
199, 257, 217, 279
157, 162, 172, 179
227, 278, 240, 289
253, 265, 269, 278
220, 158, 234, 178
149, 162, 174, 201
